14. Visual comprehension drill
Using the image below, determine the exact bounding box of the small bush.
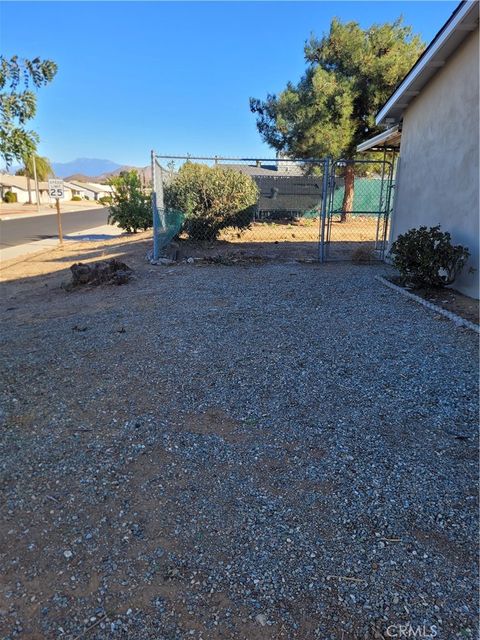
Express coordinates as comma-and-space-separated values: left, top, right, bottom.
3, 190, 17, 203
390, 225, 470, 288
98, 195, 112, 206
108, 170, 151, 233
71, 195, 82, 201
164, 163, 258, 241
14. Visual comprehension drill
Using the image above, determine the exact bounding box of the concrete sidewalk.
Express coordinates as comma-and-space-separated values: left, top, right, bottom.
0, 223, 124, 264
0, 202, 106, 220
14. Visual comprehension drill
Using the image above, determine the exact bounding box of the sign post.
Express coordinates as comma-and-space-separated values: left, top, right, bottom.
48, 179, 65, 245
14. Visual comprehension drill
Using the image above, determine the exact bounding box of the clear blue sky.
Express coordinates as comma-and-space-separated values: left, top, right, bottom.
1, 1, 457, 166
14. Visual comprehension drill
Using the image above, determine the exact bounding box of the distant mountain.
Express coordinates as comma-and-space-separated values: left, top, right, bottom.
52, 158, 123, 178
65, 165, 152, 185
64, 173, 100, 183
94, 165, 151, 183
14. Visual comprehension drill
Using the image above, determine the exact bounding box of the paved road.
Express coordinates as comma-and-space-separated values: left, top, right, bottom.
0, 207, 109, 248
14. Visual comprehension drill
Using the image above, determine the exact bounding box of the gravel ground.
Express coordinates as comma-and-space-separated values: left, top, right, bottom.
0, 259, 478, 640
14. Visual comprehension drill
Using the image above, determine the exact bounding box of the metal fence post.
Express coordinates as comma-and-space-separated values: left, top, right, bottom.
151, 150, 159, 260
319, 158, 329, 262
375, 148, 388, 250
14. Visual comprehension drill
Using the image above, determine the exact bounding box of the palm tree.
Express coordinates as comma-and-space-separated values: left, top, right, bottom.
16, 155, 54, 204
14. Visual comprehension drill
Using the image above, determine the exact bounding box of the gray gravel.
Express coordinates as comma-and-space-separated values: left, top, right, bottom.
0, 262, 478, 639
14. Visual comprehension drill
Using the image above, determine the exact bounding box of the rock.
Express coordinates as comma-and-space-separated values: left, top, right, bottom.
63, 550, 73, 559
255, 614, 267, 626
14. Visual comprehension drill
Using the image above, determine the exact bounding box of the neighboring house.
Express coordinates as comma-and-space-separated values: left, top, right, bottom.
0, 174, 80, 203
254, 175, 322, 219
0, 173, 59, 204
222, 163, 322, 219
0, 174, 32, 203
63, 181, 87, 199
69, 181, 114, 201
358, 0, 479, 298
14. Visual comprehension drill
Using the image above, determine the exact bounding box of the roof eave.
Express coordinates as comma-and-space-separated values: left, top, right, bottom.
356, 126, 402, 153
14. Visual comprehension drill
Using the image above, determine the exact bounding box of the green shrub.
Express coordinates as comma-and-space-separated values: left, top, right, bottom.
98, 195, 112, 206
390, 225, 470, 288
164, 163, 258, 241
107, 170, 151, 233
71, 195, 82, 201
3, 190, 17, 203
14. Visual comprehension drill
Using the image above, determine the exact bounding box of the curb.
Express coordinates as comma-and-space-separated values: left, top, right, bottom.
0, 205, 107, 221
375, 276, 479, 334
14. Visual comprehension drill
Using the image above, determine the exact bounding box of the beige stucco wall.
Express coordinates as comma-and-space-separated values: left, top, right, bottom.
390, 27, 479, 299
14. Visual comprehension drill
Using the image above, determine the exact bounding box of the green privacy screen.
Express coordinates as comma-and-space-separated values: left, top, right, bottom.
331, 178, 386, 215
152, 207, 185, 251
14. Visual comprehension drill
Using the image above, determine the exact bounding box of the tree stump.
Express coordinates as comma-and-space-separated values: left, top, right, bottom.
69, 259, 133, 288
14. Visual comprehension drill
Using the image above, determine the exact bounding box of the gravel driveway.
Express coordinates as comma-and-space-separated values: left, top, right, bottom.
0, 261, 478, 639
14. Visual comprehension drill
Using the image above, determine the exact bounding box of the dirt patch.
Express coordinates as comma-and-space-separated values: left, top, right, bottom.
411, 528, 476, 568
180, 408, 246, 443
388, 277, 479, 324
0, 217, 383, 296
173, 217, 380, 262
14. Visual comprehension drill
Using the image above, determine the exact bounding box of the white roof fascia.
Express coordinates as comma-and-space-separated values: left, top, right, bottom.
356, 126, 400, 153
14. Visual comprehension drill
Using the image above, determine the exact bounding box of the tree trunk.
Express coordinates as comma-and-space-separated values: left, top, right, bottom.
26, 175, 33, 204
340, 164, 354, 222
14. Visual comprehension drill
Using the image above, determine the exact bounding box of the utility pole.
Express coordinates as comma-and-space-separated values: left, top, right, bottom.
32, 155, 40, 213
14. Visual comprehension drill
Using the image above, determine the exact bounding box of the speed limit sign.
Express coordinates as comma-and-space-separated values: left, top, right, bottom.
48, 179, 64, 244
48, 178, 64, 199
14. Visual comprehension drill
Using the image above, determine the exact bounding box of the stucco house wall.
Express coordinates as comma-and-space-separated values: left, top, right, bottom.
390, 27, 479, 298
1, 182, 72, 204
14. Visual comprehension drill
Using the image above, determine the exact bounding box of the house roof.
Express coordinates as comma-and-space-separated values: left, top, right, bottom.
0, 173, 50, 191
221, 163, 305, 177
356, 126, 402, 153
63, 181, 83, 190
70, 180, 113, 194
376, 0, 479, 124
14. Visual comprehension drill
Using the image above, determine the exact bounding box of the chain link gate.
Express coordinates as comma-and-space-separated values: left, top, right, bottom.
322, 158, 395, 261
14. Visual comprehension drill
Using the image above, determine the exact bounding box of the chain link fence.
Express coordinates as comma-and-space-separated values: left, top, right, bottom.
151, 154, 395, 263
151, 155, 325, 261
